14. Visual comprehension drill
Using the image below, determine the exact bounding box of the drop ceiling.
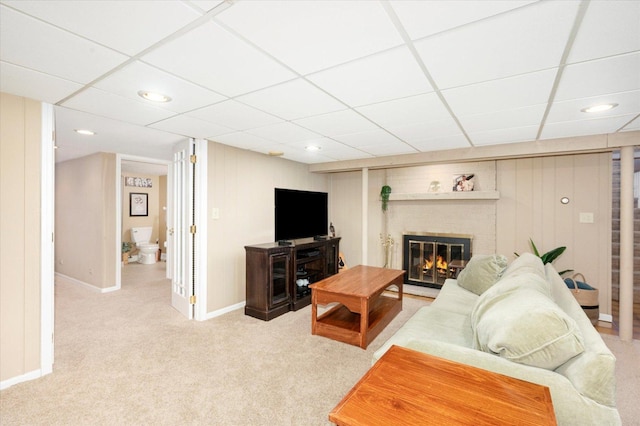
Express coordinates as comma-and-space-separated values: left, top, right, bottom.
1, 0, 638, 165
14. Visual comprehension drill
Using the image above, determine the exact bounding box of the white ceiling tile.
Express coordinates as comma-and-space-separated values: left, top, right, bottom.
141, 21, 297, 97
3, 0, 201, 55
307, 46, 432, 107
621, 116, 640, 132
189, 1, 226, 13
0, 5, 127, 84
359, 141, 418, 157
469, 125, 539, 146
53, 107, 184, 163
555, 53, 640, 102
246, 122, 322, 144
0, 61, 82, 104
280, 150, 339, 164
211, 131, 279, 151
540, 114, 637, 140
547, 90, 640, 124
459, 104, 546, 133
215, 0, 403, 75
280, 137, 371, 162
293, 109, 378, 137
188, 100, 283, 131
356, 92, 452, 127
415, 1, 580, 89
236, 79, 346, 121
443, 69, 556, 116
272, 142, 340, 163
149, 115, 233, 139
94, 61, 227, 113
61, 88, 176, 126
390, 0, 535, 41
332, 128, 405, 148
568, 0, 640, 64
385, 119, 464, 145
410, 134, 471, 152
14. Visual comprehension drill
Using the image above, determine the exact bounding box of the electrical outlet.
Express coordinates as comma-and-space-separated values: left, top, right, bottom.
211, 208, 220, 220
579, 212, 594, 223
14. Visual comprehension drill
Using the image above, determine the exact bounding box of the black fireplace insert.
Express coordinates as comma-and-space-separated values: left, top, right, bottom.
402, 233, 472, 288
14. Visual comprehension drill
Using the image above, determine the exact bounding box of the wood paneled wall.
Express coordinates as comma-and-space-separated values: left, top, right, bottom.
497, 153, 612, 315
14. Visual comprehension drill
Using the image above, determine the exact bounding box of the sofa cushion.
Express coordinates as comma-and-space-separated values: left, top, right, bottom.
372, 305, 473, 362
500, 252, 546, 280
472, 282, 584, 370
545, 263, 617, 407
456, 254, 508, 295
431, 279, 479, 315
479, 271, 551, 301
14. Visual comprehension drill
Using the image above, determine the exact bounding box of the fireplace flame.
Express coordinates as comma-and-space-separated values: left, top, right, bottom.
424, 255, 448, 275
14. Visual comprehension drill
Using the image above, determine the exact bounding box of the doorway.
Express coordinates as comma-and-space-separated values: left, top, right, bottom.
119, 158, 170, 289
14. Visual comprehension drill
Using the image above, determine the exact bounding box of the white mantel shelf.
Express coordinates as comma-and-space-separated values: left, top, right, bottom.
388, 191, 500, 201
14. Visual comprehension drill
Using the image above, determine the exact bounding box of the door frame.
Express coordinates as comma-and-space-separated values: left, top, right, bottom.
115, 154, 171, 291
36, 121, 208, 388
193, 138, 208, 321
115, 139, 207, 321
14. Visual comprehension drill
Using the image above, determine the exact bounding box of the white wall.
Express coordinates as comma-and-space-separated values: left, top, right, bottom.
329, 153, 613, 315
496, 153, 612, 315
206, 142, 329, 312
55, 153, 116, 289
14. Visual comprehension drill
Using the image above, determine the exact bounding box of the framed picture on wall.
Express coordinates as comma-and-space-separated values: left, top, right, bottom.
130, 193, 148, 216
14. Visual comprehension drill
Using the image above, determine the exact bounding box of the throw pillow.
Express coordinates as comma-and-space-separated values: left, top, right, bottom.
457, 254, 508, 295
472, 286, 584, 370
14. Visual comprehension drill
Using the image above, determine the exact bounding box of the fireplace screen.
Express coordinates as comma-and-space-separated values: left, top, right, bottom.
403, 233, 472, 288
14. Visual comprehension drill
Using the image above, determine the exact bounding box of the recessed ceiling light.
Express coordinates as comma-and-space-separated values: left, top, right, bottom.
305, 145, 321, 151
580, 103, 618, 113
74, 129, 95, 135
268, 151, 284, 156
137, 90, 172, 103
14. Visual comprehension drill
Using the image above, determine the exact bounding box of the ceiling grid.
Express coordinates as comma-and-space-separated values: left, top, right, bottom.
0, 0, 637, 164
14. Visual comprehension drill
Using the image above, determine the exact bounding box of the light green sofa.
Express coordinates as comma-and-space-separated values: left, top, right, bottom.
373, 253, 621, 426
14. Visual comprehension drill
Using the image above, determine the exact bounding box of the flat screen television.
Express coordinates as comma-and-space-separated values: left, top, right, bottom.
275, 188, 328, 241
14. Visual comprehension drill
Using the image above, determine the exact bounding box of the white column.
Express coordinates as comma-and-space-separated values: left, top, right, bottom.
619, 145, 635, 342
41, 102, 55, 376
362, 167, 368, 265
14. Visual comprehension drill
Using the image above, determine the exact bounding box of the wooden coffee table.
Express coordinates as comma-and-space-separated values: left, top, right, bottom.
330, 345, 557, 425
310, 265, 404, 349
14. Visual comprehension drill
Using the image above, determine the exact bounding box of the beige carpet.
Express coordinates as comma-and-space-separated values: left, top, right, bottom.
1, 272, 638, 425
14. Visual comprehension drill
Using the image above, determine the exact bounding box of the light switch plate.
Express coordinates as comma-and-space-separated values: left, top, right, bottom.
579, 212, 594, 223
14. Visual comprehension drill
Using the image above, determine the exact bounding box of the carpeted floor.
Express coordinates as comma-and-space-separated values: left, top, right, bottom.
1, 268, 638, 425
1, 275, 430, 425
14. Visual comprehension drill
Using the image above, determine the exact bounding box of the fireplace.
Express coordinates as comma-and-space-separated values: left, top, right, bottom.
402, 233, 472, 288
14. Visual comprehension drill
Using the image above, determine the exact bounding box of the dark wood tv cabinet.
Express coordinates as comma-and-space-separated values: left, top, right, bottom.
245, 237, 341, 321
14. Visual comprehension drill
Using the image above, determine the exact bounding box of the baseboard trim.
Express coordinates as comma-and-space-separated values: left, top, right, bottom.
599, 313, 613, 323
203, 301, 245, 321
55, 273, 118, 293
0, 368, 44, 391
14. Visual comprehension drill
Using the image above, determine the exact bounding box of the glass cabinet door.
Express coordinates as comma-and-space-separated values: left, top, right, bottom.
270, 253, 290, 308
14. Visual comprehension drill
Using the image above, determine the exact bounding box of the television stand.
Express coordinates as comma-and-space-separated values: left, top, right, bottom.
244, 237, 341, 321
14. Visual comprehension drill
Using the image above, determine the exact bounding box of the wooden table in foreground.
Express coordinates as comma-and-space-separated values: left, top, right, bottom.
310, 265, 404, 349
330, 345, 557, 426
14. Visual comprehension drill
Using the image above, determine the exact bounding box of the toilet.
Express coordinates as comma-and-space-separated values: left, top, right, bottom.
131, 227, 159, 264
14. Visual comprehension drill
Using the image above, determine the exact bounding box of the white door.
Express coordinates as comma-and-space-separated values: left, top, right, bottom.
170, 139, 195, 319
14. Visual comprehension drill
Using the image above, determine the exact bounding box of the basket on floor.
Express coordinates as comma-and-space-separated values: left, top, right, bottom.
564, 273, 599, 326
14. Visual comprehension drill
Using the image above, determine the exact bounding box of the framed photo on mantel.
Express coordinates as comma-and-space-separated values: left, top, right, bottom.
452, 174, 475, 192
130, 193, 148, 216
